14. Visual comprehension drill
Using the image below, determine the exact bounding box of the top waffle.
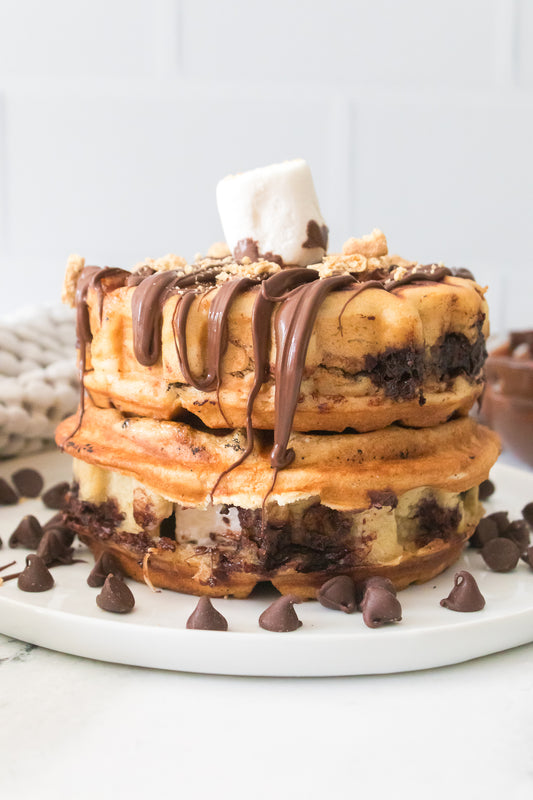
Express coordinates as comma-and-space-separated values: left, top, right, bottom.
67, 251, 488, 438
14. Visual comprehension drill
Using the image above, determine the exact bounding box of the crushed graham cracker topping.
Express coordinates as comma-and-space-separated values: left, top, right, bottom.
207, 241, 231, 259
342, 228, 388, 259
134, 253, 190, 273
62, 254, 86, 307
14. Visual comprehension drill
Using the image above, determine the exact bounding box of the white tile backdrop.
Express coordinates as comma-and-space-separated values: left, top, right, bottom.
0, 0, 531, 333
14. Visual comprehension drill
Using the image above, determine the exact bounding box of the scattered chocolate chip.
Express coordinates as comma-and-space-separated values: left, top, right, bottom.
478, 479, 495, 501
440, 571, 485, 612
96, 574, 135, 613
36, 529, 74, 566
41, 482, 69, 510
521, 546, 533, 568
469, 517, 499, 548
0, 478, 18, 505
9, 515, 44, 549
186, 597, 228, 631
481, 537, 520, 572
42, 514, 76, 546
361, 586, 402, 628
259, 595, 302, 632
522, 502, 533, 527
11, 468, 43, 498
503, 520, 530, 553
87, 552, 123, 587
17, 554, 54, 592
486, 511, 509, 535
355, 576, 396, 607
317, 576, 357, 613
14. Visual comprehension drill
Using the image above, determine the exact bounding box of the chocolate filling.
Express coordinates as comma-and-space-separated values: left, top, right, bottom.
415, 498, 461, 548
364, 347, 423, 400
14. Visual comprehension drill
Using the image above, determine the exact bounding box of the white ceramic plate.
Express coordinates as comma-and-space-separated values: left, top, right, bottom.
0, 450, 532, 676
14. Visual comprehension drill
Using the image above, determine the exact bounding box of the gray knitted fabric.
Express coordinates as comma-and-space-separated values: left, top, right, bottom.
0, 306, 79, 457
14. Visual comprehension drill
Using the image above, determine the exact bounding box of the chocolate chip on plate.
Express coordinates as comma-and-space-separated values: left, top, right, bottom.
17, 554, 54, 592
469, 517, 499, 549
521, 546, 533, 569
481, 537, 520, 572
259, 595, 302, 632
478, 479, 495, 501
186, 597, 228, 631
485, 511, 510, 535
11, 468, 43, 498
0, 478, 18, 506
9, 515, 44, 549
41, 482, 69, 510
317, 575, 357, 613
440, 571, 485, 612
503, 520, 530, 553
522, 502, 533, 528
360, 586, 402, 628
87, 552, 123, 587
96, 574, 135, 614
36, 529, 74, 567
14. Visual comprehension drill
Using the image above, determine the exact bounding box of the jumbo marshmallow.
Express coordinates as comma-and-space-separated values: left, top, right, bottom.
216, 159, 328, 266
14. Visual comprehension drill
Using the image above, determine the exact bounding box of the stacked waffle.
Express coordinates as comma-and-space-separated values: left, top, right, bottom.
57, 160, 499, 598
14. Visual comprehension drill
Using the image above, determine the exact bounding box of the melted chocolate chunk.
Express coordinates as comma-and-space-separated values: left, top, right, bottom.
433, 330, 487, 382
259, 595, 302, 632
87, 552, 123, 587
478, 479, 495, 501
0, 478, 18, 505
11, 468, 43, 498
481, 537, 520, 572
96, 574, 135, 613
317, 576, 357, 613
415, 498, 460, 548
36, 529, 75, 566
42, 482, 70, 510
186, 597, 228, 631
368, 490, 398, 509
9, 515, 44, 549
17, 555, 54, 592
364, 348, 423, 400
440, 571, 485, 612
469, 517, 498, 549
361, 586, 402, 628
486, 511, 510, 535
503, 520, 530, 553
302, 220, 329, 250
522, 502, 533, 527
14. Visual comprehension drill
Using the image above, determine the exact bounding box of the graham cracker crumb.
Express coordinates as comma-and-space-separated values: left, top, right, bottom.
135, 254, 190, 273
62, 254, 85, 307
318, 253, 367, 278
207, 241, 231, 259
343, 229, 388, 258
216, 259, 281, 283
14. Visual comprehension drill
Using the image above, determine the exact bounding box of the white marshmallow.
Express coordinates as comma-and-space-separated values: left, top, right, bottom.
216, 159, 328, 266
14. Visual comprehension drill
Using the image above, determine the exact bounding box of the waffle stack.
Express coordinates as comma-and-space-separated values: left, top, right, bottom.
57, 161, 499, 598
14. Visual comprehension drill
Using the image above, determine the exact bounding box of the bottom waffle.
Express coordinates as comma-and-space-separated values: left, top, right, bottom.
57, 405, 500, 598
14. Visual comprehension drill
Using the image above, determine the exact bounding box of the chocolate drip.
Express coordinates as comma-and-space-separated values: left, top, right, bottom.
131, 271, 180, 366
386, 264, 452, 290
174, 277, 257, 392
270, 274, 353, 470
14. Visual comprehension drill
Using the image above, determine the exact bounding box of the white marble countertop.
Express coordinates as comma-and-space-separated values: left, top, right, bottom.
2, 450, 533, 799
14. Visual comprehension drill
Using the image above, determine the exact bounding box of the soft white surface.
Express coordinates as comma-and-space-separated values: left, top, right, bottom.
217, 159, 327, 265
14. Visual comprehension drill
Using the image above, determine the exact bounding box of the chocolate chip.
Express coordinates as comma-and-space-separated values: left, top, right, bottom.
521, 546, 533, 568
259, 595, 302, 632
440, 571, 485, 612
87, 552, 123, 587
11, 468, 43, 498
43, 513, 75, 546
41, 482, 69, 510
96, 574, 135, 613
451, 267, 475, 281
317, 576, 357, 613
486, 511, 509, 535
361, 587, 402, 628
17, 554, 54, 592
478, 479, 495, 501
522, 502, 533, 527
36, 529, 74, 566
186, 597, 228, 631
9, 515, 44, 549
481, 537, 520, 572
355, 575, 397, 607
469, 517, 499, 549
503, 520, 530, 553
0, 478, 18, 505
